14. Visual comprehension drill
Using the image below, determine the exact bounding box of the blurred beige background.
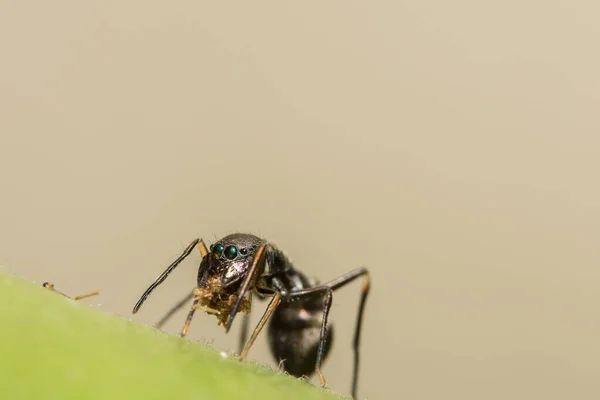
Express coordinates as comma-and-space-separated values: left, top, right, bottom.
1, 1, 599, 399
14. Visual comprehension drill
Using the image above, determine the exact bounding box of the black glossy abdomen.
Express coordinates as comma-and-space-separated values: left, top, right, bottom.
267, 298, 334, 377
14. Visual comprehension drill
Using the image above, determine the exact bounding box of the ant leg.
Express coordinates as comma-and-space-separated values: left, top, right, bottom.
180, 297, 200, 337
236, 292, 254, 354
42, 282, 100, 300
225, 243, 267, 333
351, 270, 370, 399
321, 268, 370, 398
154, 292, 194, 329
285, 286, 332, 387
237, 291, 252, 355
239, 292, 281, 360
132, 238, 202, 314
150, 241, 207, 329
197, 240, 209, 258
316, 289, 333, 388
288, 268, 370, 398
237, 314, 250, 355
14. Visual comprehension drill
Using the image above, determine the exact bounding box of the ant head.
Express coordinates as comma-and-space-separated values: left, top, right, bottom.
208, 233, 265, 288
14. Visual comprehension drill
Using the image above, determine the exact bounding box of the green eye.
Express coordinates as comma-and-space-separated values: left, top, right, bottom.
213, 243, 224, 258
224, 245, 238, 260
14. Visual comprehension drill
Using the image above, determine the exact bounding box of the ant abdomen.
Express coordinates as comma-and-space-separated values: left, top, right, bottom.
267, 297, 334, 377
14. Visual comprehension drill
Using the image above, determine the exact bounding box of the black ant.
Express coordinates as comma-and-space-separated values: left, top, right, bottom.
132, 233, 370, 399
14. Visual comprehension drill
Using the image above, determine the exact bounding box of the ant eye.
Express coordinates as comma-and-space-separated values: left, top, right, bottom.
240, 248, 248, 255
224, 245, 238, 260
213, 243, 224, 259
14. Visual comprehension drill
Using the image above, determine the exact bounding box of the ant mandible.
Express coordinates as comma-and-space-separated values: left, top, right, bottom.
132, 233, 370, 399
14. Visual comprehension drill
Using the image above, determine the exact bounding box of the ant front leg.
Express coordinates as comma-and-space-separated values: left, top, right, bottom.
150, 240, 210, 329
180, 296, 200, 338
132, 238, 206, 315
42, 282, 100, 301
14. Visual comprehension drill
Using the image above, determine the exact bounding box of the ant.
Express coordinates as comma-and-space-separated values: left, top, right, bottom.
132, 233, 370, 399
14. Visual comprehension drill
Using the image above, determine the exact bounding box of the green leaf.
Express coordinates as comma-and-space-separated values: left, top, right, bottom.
0, 271, 347, 400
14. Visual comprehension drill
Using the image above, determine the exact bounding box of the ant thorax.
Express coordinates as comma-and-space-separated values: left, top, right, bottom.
192, 275, 251, 327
